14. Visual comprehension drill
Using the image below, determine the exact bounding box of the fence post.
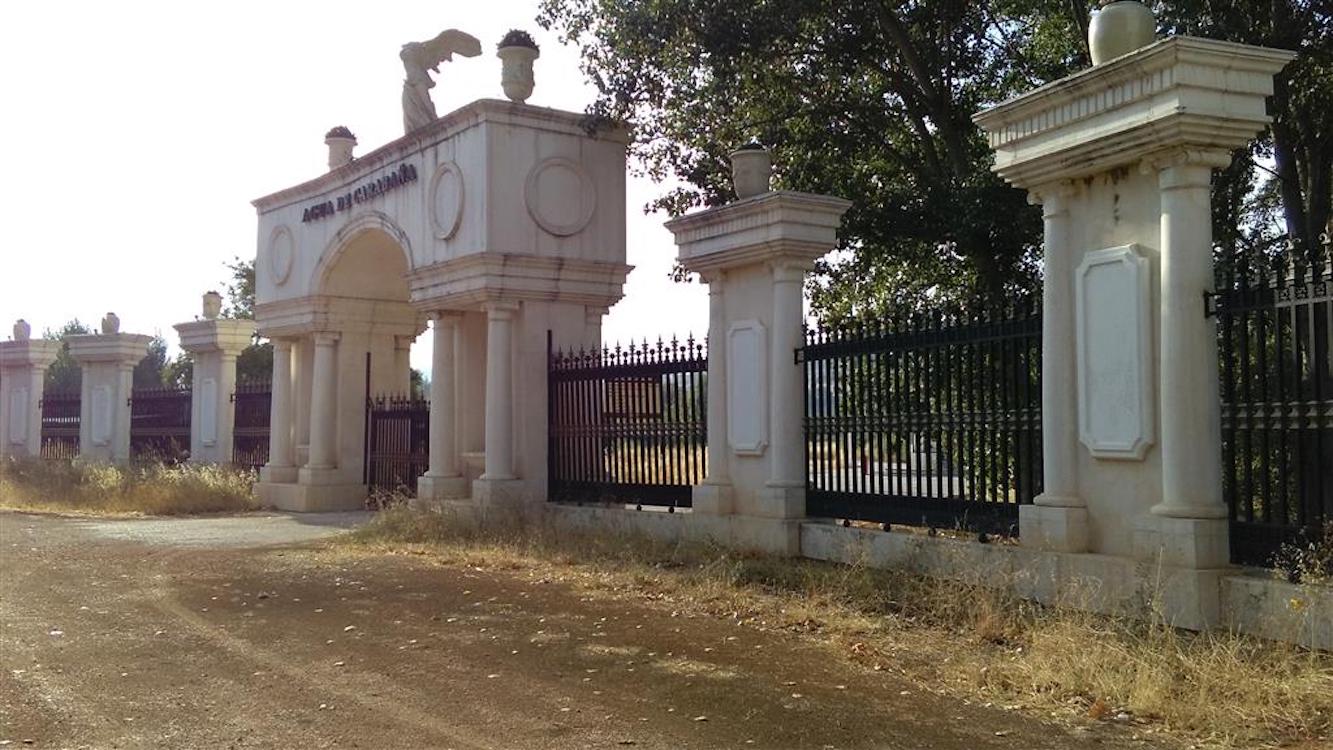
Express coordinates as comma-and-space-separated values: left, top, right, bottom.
66, 320, 152, 464
0, 322, 61, 459
666, 190, 851, 555
175, 293, 256, 464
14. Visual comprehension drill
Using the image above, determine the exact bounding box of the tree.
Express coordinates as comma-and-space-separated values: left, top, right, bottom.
220, 257, 273, 383
42, 320, 93, 391
539, 0, 1088, 323
538, 0, 1330, 322
132, 336, 172, 389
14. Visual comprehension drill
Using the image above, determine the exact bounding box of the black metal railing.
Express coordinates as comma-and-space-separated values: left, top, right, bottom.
1214, 235, 1333, 568
365, 395, 429, 494
39, 390, 80, 460
130, 386, 192, 463
232, 380, 271, 472
548, 336, 707, 509
799, 307, 1042, 535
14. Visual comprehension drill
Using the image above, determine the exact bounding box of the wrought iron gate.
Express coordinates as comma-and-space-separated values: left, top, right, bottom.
548, 337, 707, 509
39, 390, 80, 460
232, 380, 271, 471
129, 387, 192, 462
799, 308, 1043, 534
364, 395, 430, 494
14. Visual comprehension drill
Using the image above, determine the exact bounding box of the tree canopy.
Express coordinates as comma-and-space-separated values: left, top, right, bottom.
538, 0, 1331, 323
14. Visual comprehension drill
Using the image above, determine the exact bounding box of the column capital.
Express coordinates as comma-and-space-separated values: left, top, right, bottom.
770, 260, 809, 283
394, 334, 415, 351
312, 331, 340, 347
271, 337, 294, 353
429, 310, 465, 324
1142, 148, 1233, 187
1026, 180, 1076, 214
483, 301, 520, 320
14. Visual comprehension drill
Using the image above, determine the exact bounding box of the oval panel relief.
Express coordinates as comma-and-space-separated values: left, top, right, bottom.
269, 226, 294, 285
430, 161, 465, 239
524, 158, 596, 237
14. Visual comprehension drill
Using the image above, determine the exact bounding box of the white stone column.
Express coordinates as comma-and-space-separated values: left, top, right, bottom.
584, 306, 608, 351
260, 338, 295, 482
481, 304, 516, 481
66, 332, 153, 464
394, 335, 414, 394
767, 261, 806, 489
0, 338, 60, 459
306, 332, 340, 470
1019, 184, 1090, 552
693, 274, 733, 514
417, 313, 467, 501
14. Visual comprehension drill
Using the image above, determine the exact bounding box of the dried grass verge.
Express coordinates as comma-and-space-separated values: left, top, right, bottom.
345, 505, 1333, 750
0, 457, 257, 516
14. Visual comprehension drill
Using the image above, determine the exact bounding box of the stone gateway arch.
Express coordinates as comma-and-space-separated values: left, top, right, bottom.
252, 100, 630, 510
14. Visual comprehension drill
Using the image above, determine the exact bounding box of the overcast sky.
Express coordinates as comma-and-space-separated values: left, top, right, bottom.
0, 1, 709, 373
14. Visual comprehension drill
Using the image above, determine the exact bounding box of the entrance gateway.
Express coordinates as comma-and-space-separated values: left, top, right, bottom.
252, 41, 630, 511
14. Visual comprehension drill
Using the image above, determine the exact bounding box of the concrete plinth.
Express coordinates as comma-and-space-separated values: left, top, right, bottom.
416, 474, 470, 501
691, 483, 734, 515
257, 481, 368, 512
1020, 504, 1090, 553
472, 477, 525, 507
1134, 515, 1230, 570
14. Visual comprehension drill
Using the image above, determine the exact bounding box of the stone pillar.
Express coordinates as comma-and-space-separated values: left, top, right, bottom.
66, 332, 153, 464
759, 260, 808, 516
261, 339, 296, 482
417, 313, 467, 501
473, 303, 523, 505
692, 274, 733, 514
304, 332, 339, 471
1144, 153, 1232, 568
666, 191, 851, 554
293, 337, 312, 466
394, 334, 414, 394
1019, 184, 1090, 552
175, 308, 255, 464
0, 335, 61, 459
584, 305, 608, 351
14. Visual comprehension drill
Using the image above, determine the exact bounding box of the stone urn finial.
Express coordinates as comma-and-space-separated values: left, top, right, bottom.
1088, 0, 1157, 65
730, 142, 773, 199
497, 30, 540, 104
13, 319, 30, 342
325, 126, 357, 170
202, 290, 223, 320
101, 312, 120, 334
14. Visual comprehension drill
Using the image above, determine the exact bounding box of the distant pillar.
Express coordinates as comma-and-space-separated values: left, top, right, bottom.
418, 312, 467, 501
473, 302, 523, 506
0, 330, 61, 459
67, 330, 153, 464
175, 300, 255, 464
304, 332, 340, 472
261, 338, 296, 482
666, 191, 851, 554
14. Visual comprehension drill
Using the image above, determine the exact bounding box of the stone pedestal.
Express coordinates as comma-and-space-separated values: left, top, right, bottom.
666, 191, 851, 555
974, 36, 1294, 605
66, 333, 153, 463
0, 339, 61, 458
175, 317, 255, 464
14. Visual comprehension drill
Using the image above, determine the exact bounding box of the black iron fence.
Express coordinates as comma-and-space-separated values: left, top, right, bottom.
548, 337, 707, 509
232, 380, 271, 472
799, 308, 1043, 535
130, 386, 192, 463
1214, 237, 1333, 568
365, 395, 429, 494
39, 390, 80, 460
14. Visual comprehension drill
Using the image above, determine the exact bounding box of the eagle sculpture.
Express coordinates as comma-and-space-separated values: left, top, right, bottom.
401, 29, 482, 134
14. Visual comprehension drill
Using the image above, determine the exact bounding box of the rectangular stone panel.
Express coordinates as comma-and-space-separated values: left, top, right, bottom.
727, 320, 768, 455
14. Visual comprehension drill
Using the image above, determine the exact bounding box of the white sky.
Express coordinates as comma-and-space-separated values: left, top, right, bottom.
0, 1, 709, 374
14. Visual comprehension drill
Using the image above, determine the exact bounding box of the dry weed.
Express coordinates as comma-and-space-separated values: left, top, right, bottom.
0, 457, 257, 515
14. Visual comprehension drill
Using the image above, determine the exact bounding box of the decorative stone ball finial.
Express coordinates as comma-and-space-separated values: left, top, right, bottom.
101, 312, 120, 334
324, 126, 357, 170
202, 290, 223, 320
497, 30, 540, 104
1088, 0, 1157, 65
730, 142, 773, 200
13, 319, 30, 342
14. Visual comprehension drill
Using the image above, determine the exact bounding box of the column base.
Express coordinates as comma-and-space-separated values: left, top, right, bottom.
1033, 492, 1083, 508
1134, 515, 1230, 569
692, 482, 734, 515
1150, 502, 1229, 520
472, 477, 526, 507
256, 481, 367, 512
417, 474, 470, 502
259, 465, 298, 484
1020, 504, 1090, 553
725, 516, 802, 556
754, 483, 805, 519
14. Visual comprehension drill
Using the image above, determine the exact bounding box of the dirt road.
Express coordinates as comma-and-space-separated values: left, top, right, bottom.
0, 511, 1165, 749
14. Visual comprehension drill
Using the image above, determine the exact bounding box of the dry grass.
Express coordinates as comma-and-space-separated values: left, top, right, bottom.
0, 457, 257, 516
346, 505, 1333, 749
